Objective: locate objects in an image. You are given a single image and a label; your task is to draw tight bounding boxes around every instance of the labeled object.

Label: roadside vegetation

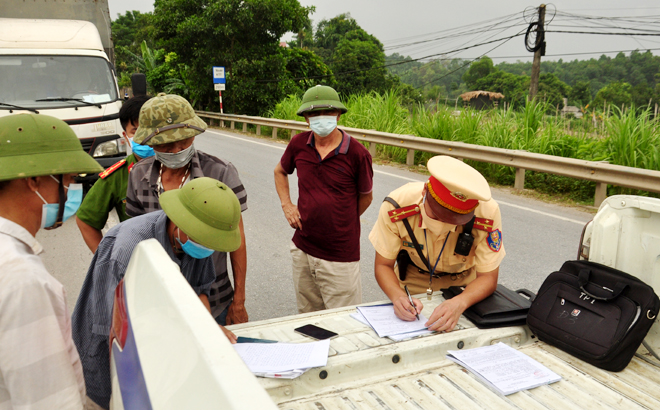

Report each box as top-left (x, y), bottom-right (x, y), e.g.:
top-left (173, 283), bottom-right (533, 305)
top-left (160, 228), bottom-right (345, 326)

top-left (268, 91), bottom-right (660, 203)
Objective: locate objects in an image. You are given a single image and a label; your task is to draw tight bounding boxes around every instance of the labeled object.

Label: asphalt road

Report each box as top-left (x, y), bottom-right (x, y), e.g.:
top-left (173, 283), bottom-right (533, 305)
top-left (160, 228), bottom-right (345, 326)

top-left (39, 127), bottom-right (595, 321)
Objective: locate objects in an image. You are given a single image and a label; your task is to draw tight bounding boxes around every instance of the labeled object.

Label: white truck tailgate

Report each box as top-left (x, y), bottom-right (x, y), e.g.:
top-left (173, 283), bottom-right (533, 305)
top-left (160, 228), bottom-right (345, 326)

top-left (230, 293), bottom-right (660, 410)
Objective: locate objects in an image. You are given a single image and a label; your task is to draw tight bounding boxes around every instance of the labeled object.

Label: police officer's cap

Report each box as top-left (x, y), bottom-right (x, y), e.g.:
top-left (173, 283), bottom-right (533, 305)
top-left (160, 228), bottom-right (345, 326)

top-left (426, 156), bottom-right (491, 222)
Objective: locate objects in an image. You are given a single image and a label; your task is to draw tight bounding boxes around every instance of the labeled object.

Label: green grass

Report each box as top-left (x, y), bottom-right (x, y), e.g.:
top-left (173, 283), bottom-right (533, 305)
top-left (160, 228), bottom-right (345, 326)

top-left (265, 90), bottom-right (660, 202)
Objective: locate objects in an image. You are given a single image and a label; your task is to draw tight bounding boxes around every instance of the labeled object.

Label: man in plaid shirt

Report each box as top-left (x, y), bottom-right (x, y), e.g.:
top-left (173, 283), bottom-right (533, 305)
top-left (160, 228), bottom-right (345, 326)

top-left (126, 93), bottom-right (248, 326)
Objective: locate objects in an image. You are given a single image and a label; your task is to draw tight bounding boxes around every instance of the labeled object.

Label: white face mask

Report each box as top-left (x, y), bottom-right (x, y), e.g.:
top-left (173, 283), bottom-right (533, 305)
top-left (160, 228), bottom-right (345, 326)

top-left (155, 144), bottom-right (195, 169)
top-left (308, 115), bottom-right (338, 137)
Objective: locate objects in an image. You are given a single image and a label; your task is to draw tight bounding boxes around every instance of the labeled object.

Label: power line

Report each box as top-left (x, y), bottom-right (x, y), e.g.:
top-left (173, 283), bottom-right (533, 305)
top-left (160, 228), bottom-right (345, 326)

top-left (412, 28), bottom-right (528, 90)
top-left (546, 30), bottom-right (660, 36)
top-left (456, 47), bottom-right (660, 61)
top-left (256, 32), bottom-right (527, 83)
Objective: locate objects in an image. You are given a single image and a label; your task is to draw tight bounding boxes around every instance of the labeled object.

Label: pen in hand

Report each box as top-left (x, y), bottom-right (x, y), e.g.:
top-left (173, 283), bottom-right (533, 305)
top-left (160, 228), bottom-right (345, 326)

top-left (404, 285), bottom-right (420, 320)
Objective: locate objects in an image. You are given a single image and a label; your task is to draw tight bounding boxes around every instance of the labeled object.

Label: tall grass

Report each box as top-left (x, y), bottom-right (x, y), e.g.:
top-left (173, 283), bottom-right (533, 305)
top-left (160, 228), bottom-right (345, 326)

top-left (267, 90), bottom-right (660, 202)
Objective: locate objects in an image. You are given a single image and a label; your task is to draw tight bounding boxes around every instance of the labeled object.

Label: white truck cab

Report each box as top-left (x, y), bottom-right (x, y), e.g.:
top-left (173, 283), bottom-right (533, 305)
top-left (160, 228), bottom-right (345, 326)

top-left (0, 17), bottom-right (125, 184)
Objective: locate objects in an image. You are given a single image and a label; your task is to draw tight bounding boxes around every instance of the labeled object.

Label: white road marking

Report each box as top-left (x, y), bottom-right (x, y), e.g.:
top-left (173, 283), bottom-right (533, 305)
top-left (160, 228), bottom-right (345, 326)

top-left (205, 129), bottom-right (588, 225)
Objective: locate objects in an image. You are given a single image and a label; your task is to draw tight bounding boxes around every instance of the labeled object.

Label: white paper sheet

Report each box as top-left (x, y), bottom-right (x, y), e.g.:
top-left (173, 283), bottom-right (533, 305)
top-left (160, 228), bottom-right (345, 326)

top-left (357, 304), bottom-right (429, 338)
top-left (387, 328), bottom-right (434, 341)
top-left (446, 343), bottom-right (561, 395)
top-left (351, 311), bottom-right (433, 341)
top-left (234, 340), bottom-right (330, 373)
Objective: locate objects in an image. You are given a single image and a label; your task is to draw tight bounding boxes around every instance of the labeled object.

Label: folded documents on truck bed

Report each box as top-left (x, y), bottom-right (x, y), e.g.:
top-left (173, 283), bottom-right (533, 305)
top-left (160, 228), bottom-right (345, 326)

top-left (234, 339), bottom-right (330, 379)
top-left (353, 303), bottom-right (433, 339)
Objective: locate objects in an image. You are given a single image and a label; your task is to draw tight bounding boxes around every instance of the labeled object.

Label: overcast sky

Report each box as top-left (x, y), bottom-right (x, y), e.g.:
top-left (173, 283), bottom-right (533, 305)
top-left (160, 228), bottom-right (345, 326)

top-left (108, 0), bottom-right (660, 64)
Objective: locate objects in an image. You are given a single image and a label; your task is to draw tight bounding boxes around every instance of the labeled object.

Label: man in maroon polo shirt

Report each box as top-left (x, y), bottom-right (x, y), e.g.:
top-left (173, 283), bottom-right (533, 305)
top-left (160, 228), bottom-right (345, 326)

top-left (274, 85), bottom-right (374, 313)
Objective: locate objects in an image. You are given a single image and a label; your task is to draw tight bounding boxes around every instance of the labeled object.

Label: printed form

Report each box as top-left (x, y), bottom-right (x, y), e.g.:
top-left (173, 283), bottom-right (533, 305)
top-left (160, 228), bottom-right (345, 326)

top-left (447, 342), bottom-right (561, 395)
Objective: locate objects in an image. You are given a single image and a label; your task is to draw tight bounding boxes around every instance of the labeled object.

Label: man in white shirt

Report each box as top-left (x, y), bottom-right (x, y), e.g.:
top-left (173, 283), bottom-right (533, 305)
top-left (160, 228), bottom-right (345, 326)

top-left (0, 113), bottom-right (103, 409)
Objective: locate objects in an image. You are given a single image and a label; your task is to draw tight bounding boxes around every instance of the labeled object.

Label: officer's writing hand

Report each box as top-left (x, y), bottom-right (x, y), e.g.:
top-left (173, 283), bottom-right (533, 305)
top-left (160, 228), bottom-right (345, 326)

top-left (282, 202), bottom-right (302, 230)
top-left (425, 297), bottom-right (466, 332)
top-left (393, 296), bottom-right (423, 321)
top-left (220, 325), bottom-right (237, 344)
top-left (226, 302), bottom-right (249, 325)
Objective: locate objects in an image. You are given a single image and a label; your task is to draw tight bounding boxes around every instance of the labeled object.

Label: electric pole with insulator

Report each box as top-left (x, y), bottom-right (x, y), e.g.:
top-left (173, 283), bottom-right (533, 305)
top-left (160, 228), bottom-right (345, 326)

top-left (527, 4), bottom-right (546, 100)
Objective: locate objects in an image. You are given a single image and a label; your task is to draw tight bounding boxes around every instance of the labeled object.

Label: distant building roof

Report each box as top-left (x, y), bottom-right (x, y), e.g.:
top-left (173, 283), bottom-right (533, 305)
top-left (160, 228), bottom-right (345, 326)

top-left (459, 91), bottom-right (505, 101)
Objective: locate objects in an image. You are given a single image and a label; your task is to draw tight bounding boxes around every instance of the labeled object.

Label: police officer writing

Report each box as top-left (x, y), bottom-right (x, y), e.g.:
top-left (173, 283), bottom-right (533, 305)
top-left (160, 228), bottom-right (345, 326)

top-left (369, 156), bottom-right (505, 332)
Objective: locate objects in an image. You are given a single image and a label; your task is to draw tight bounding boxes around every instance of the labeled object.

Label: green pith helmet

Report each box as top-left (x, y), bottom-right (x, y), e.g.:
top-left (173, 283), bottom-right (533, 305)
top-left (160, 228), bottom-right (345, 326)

top-left (133, 92), bottom-right (208, 146)
top-left (296, 85), bottom-right (348, 116)
top-left (0, 114), bottom-right (103, 181)
top-left (159, 177), bottom-right (241, 252)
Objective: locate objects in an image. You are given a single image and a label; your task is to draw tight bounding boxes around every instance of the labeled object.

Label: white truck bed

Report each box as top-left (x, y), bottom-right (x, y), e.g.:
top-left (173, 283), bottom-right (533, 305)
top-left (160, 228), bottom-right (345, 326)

top-left (230, 293), bottom-right (660, 410)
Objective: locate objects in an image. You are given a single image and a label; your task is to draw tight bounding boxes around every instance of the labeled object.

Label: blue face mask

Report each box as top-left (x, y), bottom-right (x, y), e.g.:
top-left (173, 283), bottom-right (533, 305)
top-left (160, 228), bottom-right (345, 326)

top-left (35, 177), bottom-right (83, 229)
top-left (308, 115), bottom-right (338, 137)
top-left (176, 228), bottom-right (215, 259)
top-left (130, 139), bottom-right (155, 158)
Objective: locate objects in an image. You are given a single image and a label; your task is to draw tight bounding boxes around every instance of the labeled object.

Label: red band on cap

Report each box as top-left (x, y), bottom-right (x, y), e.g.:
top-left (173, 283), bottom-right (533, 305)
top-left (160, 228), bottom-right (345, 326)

top-left (427, 176), bottom-right (479, 214)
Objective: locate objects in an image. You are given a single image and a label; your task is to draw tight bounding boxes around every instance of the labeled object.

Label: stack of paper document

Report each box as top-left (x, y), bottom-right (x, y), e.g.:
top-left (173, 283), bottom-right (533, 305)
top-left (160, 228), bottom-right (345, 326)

top-left (352, 303), bottom-right (433, 340)
top-left (446, 342), bottom-right (561, 395)
top-left (234, 339), bottom-right (330, 379)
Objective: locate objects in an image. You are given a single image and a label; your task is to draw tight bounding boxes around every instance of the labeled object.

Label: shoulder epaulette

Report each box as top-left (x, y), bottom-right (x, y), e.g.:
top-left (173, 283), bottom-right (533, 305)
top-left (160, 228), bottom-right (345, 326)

top-left (99, 159), bottom-right (127, 179)
top-left (128, 162), bottom-right (135, 173)
top-left (388, 204), bottom-right (421, 223)
top-left (474, 217), bottom-right (494, 232)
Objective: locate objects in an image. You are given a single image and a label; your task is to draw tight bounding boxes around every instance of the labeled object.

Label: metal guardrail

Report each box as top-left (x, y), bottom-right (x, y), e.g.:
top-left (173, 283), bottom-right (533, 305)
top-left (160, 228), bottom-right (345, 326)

top-left (196, 111), bottom-right (660, 207)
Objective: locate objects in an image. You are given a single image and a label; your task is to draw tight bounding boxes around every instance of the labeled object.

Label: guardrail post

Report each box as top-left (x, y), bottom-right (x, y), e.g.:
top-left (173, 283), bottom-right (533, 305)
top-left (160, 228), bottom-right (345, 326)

top-left (406, 149), bottom-right (415, 166)
top-left (369, 142), bottom-right (377, 157)
top-left (272, 127), bottom-right (278, 139)
top-left (594, 183), bottom-right (607, 207)
top-left (256, 125), bottom-right (261, 136)
top-left (291, 130), bottom-right (296, 139)
top-left (242, 123), bottom-right (247, 133)
top-left (219, 120), bottom-right (225, 128)
top-left (514, 168), bottom-right (526, 191)
top-left (230, 121), bottom-right (235, 130)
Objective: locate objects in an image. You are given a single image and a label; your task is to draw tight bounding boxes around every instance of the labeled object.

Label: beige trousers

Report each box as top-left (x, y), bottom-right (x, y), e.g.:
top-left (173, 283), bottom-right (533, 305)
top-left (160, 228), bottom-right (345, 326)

top-left (290, 242), bottom-right (362, 313)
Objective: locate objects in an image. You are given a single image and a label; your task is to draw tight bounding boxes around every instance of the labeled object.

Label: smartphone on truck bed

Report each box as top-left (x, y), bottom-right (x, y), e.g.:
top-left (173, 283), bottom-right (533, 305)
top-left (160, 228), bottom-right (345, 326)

top-left (294, 324), bottom-right (337, 340)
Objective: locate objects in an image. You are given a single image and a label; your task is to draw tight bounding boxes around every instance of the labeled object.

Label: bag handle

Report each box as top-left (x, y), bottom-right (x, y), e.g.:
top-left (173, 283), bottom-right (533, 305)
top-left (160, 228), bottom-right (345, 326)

top-left (578, 269), bottom-right (627, 301)
top-left (516, 288), bottom-right (536, 303)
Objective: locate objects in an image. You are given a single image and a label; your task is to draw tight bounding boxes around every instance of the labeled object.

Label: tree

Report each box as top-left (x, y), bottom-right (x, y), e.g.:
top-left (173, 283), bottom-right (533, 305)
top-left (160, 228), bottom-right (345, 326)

top-left (152, 0), bottom-right (312, 114)
top-left (281, 47), bottom-right (336, 94)
top-left (569, 81), bottom-right (591, 107)
top-left (474, 71), bottom-right (529, 106)
top-left (112, 11), bottom-right (157, 87)
top-left (305, 14), bottom-right (393, 96)
top-left (331, 35), bottom-right (395, 95)
top-left (463, 57), bottom-right (496, 89)
top-left (592, 81), bottom-right (633, 109)
top-left (111, 11), bottom-right (156, 55)
top-left (313, 13), bottom-right (363, 59)
top-left (631, 81), bottom-right (655, 109)
top-left (537, 73), bottom-right (571, 108)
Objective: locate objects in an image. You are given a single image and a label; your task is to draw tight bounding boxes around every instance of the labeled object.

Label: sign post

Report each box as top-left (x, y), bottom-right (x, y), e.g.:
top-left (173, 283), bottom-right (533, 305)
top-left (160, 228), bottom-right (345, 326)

top-left (212, 66), bottom-right (226, 114)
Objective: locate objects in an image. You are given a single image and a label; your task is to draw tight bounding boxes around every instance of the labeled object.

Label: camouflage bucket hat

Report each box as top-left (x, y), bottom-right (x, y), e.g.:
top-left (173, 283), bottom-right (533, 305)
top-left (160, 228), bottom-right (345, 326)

top-left (296, 85), bottom-right (347, 116)
top-left (159, 177), bottom-right (241, 253)
top-left (133, 93), bottom-right (208, 146)
top-left (0, 114), bottom-right (103, 181)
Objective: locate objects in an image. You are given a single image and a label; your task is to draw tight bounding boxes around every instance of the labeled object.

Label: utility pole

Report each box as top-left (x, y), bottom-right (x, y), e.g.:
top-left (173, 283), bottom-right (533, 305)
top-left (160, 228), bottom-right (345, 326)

top-left (528, 4), bottom-right (546, 100)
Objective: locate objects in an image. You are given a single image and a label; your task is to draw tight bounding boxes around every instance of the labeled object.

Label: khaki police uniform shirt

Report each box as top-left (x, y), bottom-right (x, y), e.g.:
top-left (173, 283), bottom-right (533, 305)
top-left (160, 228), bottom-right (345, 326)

top-left (369, 182), bottom-right (505, 294)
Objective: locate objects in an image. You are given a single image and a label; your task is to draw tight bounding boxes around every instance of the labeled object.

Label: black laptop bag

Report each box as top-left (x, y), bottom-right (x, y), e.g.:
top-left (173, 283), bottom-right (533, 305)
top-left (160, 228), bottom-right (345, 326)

top-left (527, 260), bottom-right (660, 371)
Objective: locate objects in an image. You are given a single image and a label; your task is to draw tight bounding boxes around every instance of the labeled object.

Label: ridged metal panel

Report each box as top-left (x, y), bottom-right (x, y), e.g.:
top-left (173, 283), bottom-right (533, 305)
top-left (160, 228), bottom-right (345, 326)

top-left (271, 345), bottom-right (660, 410)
